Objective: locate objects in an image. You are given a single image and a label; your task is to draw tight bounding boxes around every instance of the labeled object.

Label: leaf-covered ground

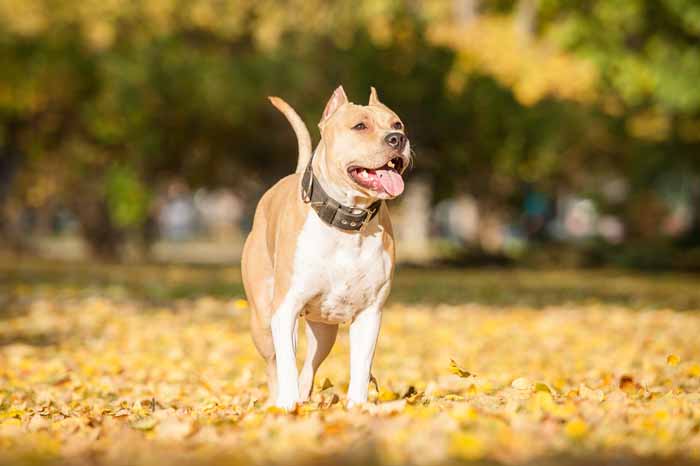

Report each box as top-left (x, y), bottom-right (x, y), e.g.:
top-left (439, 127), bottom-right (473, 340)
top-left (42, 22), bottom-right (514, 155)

top-left (1, 262), bottom-right (700, 466)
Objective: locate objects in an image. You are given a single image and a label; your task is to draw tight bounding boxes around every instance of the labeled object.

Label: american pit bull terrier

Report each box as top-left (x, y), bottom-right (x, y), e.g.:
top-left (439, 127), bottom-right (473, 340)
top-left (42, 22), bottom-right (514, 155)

top-left (241, 86), bottom-right (411, 410)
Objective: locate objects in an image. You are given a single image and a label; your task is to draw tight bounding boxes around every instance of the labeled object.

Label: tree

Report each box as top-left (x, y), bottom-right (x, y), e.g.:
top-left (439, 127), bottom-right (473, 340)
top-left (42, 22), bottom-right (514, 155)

top-left (1, 0), bottom-right (699, 259)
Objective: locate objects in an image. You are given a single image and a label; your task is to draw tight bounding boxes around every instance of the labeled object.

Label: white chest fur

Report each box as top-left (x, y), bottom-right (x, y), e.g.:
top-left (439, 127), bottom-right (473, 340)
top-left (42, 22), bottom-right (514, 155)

top-left (289, 211), bottom-right (392, 324)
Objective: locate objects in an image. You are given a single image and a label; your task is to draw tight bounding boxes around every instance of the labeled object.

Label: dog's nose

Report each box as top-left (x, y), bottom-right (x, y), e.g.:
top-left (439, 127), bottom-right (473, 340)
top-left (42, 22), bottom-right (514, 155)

top-left (384, 132), bottom-right (406, 151)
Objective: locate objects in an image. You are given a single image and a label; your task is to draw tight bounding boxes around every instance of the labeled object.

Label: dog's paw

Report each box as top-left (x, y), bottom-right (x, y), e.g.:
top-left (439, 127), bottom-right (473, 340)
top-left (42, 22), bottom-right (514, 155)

top-left (275, 395), bottom-right (300, 412)
top-left (345, 398), bottom-right (367, 409)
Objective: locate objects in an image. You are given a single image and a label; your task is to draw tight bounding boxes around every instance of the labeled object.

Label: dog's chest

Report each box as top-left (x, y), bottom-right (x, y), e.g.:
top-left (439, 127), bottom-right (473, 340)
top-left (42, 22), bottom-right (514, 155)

top-left (291, 212), bottom-right (391, 323)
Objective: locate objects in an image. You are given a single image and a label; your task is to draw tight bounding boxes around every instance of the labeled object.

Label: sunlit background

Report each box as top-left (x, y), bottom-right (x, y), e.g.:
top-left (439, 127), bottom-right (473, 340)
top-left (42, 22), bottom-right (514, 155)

top-left (1, 0), bottom-right (699, 269)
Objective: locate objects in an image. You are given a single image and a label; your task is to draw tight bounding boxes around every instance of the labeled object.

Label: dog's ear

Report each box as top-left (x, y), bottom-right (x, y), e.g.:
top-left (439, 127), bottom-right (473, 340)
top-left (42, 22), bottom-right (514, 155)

top-left (369, 86), bottom-right (382, 106)
top-left (320, 85), bottom-right (348, 126)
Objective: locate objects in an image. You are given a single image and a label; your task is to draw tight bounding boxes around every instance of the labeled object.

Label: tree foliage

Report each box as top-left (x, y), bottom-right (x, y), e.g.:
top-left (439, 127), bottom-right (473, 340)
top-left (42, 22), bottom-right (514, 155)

top-left (0, 0), bottom-right (698, 257)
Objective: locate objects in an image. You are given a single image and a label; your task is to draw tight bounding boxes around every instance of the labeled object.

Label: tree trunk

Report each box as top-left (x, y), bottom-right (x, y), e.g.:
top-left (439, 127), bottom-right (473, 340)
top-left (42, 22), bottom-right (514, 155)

top-left (453, 0), bottom-right (478, 26)
top-left (396, 178), bottom-right (432, 263)
top-left (76, 198), bottom-right (124, 262)
top-left (516, 0), bottom-right (538, 39)
top-left (0, 122), bottom-right (29, 252)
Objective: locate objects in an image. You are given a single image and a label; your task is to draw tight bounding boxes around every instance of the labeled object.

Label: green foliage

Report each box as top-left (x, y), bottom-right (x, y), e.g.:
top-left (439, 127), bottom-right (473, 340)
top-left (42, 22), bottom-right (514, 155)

top-left (105, 165), bottom-right (150, 229)
top-left (542, 0), bottom-right (700, 114)
top-left (0, 0), bottom-right (699, 257)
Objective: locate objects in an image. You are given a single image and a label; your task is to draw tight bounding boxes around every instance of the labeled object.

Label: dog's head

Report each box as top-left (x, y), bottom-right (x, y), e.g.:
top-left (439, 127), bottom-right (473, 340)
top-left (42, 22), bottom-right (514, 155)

top-left (313, 86), bottom-right (411, 206)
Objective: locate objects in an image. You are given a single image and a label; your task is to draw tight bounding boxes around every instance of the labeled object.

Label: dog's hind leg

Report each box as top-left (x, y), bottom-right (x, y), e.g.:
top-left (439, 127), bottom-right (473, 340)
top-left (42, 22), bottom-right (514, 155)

top-left (242, 205), bottom-right (280, 403)
top-left (298, 320), bottom-right (338, 401)
top-left (250, 300), bottom-right (278, 403)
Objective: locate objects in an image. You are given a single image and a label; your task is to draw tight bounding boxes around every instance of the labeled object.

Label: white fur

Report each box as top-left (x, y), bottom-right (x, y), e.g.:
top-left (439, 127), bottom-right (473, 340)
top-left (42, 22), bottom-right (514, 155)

top-left (272, 211), bottom-right (392, 409)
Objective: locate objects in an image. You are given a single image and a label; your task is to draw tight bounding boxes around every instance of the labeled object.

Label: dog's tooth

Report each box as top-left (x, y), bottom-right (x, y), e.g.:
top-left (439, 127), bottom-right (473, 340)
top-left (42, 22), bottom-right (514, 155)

top-left (388, 160), bottom-right (395, 169)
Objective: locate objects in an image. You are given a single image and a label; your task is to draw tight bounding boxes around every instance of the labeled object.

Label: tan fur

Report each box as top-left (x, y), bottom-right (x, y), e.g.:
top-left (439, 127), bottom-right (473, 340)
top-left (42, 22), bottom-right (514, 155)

top-left (242, 86), bottom-right (409, 404)
top-left (268, 97), bottom-right (312, 174)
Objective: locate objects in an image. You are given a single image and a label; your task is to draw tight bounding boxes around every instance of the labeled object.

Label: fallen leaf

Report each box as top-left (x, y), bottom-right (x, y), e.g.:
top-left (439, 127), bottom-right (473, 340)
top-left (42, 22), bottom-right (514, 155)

top-left (450, 432), bottom-right (485, 460)
top-left (534, 382), bottom-right (553, 394)
top-left (130, 417), bottom-right (158, 431)
top-left (449, 359), bottom-right (474, 378)
top-left (155, 417), bottom-right (194, 440)
top-left (564, 418), bottom-right (589, 439)
top-left (511, 377), bottom-right (532, 390)
top-left (319, 378), bottom-right (333, 391)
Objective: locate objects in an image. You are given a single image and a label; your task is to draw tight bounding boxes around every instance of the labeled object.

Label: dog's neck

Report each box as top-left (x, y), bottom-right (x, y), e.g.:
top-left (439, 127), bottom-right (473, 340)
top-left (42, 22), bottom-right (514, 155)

top-left (311, 144), bottom-right (377, 210)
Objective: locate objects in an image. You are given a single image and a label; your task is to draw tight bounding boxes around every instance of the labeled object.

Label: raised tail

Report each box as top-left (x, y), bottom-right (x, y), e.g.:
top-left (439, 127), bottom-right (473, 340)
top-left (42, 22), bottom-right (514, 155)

top-left (268, 96), bottom-right (313, 174)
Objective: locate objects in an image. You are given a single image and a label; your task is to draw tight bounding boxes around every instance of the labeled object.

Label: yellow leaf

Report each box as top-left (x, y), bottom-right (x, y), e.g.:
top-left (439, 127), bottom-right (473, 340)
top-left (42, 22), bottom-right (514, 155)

top-left (687, 364), bottom-right (700, 377)
top-left (449, 359), bottom-right (473, 378)
top-left (450, 405), bottom-right (478, 422)
top-left (564, 418), bottom-right (589, 439)
top-left (534, 382), bottom-right (552, 393)
top-left (667, 354), bottom-right (680, 366)
top-left (377, 388), bottom-right (399, 402)
top-left (265, 406), bottom-right (287, 415)
top-left (532, 390), bottom-right (556, 413)
top-left (550, 400), bottom-right (578, 419)
top-left (296, 403), bottom-right (316, 416)
top-left (553, 377), bottom-right (567, 391)
top-left (619, 375), bottom-right (639, 393)
top-left (0, 408), bottom-right (24, 421)
top-left (654, 410), bottom-right (670, 422)
top-left (233, 299), bottom-right (248, 310)
top-left (406, 404), bottom-right (439, 418)
top-left (450, 432), bottom-right (485, 460)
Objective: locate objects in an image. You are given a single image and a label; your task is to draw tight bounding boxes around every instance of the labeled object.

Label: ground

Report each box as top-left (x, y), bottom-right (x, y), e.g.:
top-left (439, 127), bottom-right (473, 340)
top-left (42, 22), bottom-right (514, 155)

top-left (1, 261), bottom-right (700, 465)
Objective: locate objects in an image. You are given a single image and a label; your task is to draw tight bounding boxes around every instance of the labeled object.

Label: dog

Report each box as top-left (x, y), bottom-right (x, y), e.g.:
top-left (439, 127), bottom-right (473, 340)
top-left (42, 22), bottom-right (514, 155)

top-left (241, 85), bottom-right (411, 410)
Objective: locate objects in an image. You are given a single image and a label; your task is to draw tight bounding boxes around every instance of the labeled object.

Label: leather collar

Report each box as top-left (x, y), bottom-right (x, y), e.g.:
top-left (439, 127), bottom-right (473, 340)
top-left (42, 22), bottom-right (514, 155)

top-left (301, 159), bottom-right (382, 232)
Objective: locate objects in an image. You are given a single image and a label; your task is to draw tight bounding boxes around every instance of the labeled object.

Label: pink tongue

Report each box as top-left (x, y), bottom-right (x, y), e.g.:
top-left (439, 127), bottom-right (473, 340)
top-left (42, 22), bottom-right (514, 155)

top-left (376, 169), bottom-right (405, 196)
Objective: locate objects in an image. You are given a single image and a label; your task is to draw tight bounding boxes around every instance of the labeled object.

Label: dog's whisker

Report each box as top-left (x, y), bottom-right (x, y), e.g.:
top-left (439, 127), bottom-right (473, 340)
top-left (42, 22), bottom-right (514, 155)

top-left (405, 148), bottom-right (416, 172)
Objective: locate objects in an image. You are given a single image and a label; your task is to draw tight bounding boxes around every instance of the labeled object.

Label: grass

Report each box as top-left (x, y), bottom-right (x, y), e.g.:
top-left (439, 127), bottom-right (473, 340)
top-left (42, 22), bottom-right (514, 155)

top-left (3, 259), bottom-right (700, 309)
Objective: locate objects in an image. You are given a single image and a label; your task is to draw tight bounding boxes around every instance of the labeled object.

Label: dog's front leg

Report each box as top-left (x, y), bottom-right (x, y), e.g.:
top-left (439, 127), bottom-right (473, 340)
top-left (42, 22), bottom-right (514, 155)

top-left (347, 307), bottom-right (382, 407)
top-left (270, 296), bottom-right (303, 410)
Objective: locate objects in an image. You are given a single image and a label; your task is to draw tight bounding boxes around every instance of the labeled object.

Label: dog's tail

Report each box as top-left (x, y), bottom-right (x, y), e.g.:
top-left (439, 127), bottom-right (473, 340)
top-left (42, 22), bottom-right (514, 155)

top-left (268, 96), bottom-right (313, 174)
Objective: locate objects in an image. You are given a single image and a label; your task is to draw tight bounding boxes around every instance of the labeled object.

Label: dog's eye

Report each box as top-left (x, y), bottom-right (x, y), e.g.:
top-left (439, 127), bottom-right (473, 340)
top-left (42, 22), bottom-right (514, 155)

top-left (352, 122), bottom-right (367, 130)
top-left (392, 121), bottom-right (403, 130)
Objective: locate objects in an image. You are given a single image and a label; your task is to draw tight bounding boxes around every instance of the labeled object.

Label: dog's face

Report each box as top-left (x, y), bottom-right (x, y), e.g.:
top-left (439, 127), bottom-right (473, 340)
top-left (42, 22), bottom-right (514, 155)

top-left (315, 86), bottom-right (411, 202)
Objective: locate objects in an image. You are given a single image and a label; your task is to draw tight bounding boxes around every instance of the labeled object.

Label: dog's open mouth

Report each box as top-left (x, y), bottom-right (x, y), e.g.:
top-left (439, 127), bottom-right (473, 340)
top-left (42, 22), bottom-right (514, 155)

top-left (348, 157), bottom-right (405, 197)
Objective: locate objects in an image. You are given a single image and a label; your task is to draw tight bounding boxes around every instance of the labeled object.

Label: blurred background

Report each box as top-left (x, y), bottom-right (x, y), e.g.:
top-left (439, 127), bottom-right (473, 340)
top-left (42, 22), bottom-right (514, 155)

top-left (1, 0), bottom-right (700, 270)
